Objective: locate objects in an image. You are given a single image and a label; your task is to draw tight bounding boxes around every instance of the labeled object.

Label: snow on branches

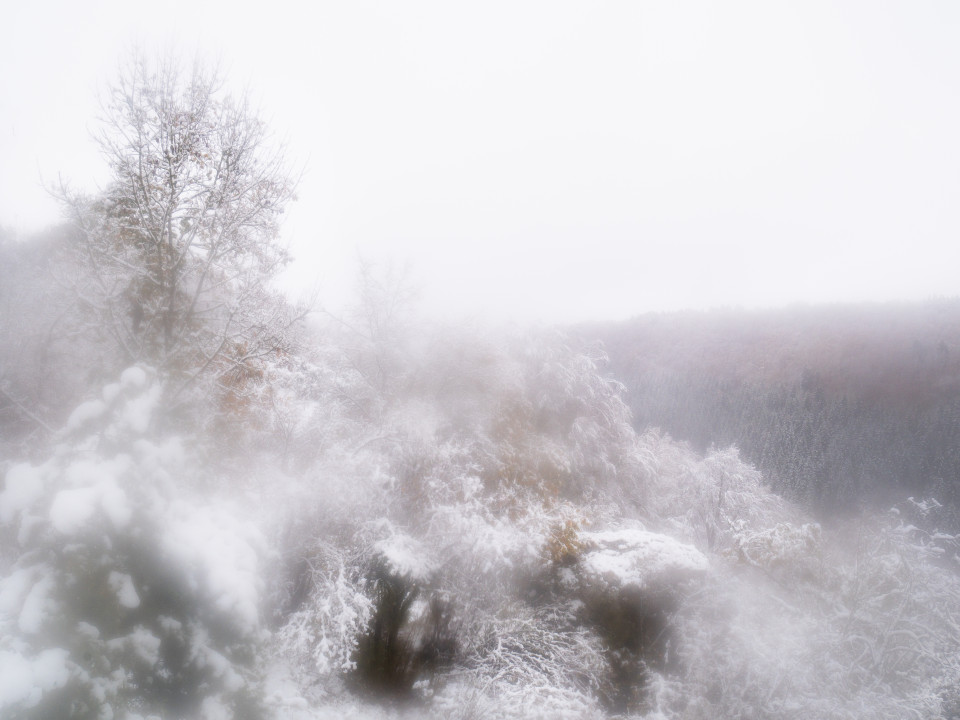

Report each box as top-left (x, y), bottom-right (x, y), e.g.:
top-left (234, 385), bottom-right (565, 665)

top-left (56, 52), bottom-right (303, 406)
top-left (0, 369), bottom-right (269, 719)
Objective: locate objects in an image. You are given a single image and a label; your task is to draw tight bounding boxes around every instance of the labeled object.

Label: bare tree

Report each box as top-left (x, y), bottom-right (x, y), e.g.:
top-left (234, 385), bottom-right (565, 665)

top-left (59, 52), bottom-right (301, 400)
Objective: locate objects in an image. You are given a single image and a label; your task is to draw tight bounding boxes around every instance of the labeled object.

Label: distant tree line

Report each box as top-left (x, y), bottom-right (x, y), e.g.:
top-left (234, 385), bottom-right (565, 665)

top-left (579, 304), bottom-right (960, 525)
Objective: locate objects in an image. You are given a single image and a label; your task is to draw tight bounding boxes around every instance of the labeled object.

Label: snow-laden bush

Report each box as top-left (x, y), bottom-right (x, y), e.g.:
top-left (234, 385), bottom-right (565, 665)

top-left (0, 368), bottom-right (268, 719)
top-left (267, 329), bottom-right (653, 709)
top-left (432, 604), bottom-right (607, 720)
top-left (275, 540), bottom-right (374, 681)
top-left (828, 508), bottom-right (960, 711)
top-left (654, 505), bottom-right (960, 720)
top-left (643, 438), bottom-right (789, 552)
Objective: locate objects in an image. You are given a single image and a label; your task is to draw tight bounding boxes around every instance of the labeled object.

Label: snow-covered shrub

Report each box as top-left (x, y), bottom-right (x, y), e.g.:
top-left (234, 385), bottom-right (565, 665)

top-left (274, 519), bottom-right (455, 697)
top-left (351, 528), bottom-right (443, 693)
top-left (0, 368), bottom-right (268, 719)
top-left (267, 328), bottom-right (653, 710)
top-left (433, 605), bottom-right (607, 720)
top-left (578, 527), bottom-right (709, 593)
top-left (658, 565), bottom-right (831, 720)
top-left (828, 509), bottom-right (960, 708)
top-left (568, 526), bottom-right (707, 713)
top-left (646, 441), bottom-right (789, 551)
top-left (275, 541), bottom-right (374, 682)
top-left (733, 521), bottom-right (823, 584)
top-left (654, 505), bottom-right (960, 720)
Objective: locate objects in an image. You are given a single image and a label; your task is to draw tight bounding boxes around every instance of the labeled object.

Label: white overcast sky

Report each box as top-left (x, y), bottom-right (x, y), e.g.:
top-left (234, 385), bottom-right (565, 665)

top-left (2, 1), bottom-right (959, 323)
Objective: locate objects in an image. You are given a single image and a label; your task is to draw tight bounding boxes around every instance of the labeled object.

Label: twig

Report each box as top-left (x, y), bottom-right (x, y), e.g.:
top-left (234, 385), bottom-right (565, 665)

top-left (0, 385), bottom-right (54, 433)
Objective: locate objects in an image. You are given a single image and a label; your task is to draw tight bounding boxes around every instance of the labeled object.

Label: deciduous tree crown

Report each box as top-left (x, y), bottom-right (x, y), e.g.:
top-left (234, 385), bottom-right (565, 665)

top-left (60, 53), bottom-right (299, 396)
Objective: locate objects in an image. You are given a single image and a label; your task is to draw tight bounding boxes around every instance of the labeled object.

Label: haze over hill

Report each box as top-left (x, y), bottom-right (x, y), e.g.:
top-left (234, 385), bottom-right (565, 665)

top-left (3, 3), bottom-right (960, 714)
top-left (577, 300), bottom-right (960, 519)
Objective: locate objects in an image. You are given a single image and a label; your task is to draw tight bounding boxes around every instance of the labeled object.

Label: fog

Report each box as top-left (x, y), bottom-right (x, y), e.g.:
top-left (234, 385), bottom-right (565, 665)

top-left (4, 1), bottom-right (960, 322)
top-left (2, 4), bottom-right (960, 720)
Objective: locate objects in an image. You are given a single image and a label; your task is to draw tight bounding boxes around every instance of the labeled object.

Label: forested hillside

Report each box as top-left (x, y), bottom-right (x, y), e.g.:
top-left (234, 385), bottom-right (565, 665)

top-left (3, 57), bottom-right (960, 719)
top-left (578, 303), bottom-right (960, 521)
